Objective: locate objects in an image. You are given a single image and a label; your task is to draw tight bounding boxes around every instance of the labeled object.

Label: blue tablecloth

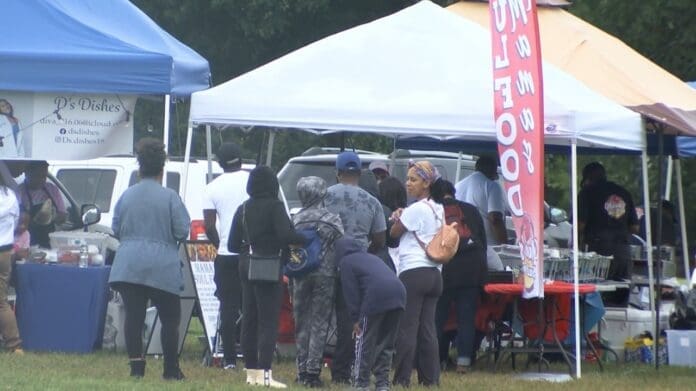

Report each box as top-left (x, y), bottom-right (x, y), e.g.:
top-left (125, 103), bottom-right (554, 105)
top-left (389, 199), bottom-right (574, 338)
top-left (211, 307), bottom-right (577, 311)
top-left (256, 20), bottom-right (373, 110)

top-left (15, 263), bottom-right (111, 353)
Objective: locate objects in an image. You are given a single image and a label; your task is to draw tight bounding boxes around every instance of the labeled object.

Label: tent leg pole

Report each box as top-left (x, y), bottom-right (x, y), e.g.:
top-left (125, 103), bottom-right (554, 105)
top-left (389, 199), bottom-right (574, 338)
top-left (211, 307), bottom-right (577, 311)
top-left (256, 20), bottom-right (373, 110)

top-left (571, 142), bottom-right (581, 379)
top-left (266, 130), bottom-right (275, 167)
top-left (162, 94), bottom-right (171, 188)
top-left (641, 148), bottom-right (657, 360)
top-left (675, 158), bottom-right (690, 280)
top-left (206, 125), bottom-right (213, 183)
top-left (655, 127), bottom-right (665, 370)
top-left (455, 151), bottom-right (463, 183)
top-left (182, 124), bottom-right (193, 203)
top-left (665, 156), bottom-right (673, 201)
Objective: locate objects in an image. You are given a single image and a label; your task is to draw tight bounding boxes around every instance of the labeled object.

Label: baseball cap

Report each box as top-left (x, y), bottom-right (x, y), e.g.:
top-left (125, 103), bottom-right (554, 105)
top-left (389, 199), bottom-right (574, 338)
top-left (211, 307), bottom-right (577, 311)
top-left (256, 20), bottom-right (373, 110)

top-left (336, 151), bottom-right (361, 172)
top-left (216, 143), bottom-right (242, 167)
top-left (368, 161), bottom-right (389, 174)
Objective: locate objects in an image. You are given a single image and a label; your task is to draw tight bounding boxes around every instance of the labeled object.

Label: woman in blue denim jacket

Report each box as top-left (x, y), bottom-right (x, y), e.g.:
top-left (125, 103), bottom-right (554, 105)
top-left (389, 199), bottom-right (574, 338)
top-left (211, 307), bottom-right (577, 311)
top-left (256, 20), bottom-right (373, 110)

top-left (109, 138), bottom-right (190, 380)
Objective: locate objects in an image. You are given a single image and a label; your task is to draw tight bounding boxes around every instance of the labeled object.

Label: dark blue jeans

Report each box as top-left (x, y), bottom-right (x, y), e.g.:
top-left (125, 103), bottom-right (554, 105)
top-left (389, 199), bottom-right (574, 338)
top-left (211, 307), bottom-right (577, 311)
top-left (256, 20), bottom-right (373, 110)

top-left (435, 286), bottom-right (480, 366)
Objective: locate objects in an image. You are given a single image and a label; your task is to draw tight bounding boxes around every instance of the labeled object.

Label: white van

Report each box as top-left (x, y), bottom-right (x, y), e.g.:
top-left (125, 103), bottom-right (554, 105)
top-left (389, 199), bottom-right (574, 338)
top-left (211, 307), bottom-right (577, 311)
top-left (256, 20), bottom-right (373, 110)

top-left (48, 156), bottom-right (248, 239)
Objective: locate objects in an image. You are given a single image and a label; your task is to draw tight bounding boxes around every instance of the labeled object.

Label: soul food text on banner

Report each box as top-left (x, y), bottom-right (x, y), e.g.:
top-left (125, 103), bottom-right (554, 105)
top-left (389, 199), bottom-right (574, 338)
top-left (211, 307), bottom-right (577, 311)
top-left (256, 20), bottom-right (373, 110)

top-left (488, 0), bottom-right (545, 298)
top-left (0, 91), bottom-right (135, 159)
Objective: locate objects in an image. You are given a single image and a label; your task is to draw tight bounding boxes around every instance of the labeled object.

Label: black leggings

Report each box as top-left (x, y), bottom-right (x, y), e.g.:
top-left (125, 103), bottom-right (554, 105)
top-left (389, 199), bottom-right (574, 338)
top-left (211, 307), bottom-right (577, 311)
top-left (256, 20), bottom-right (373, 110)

top-left (112, 282), bottom-right (181, 369)
top-left (240, 278), bottom-right (282, 370)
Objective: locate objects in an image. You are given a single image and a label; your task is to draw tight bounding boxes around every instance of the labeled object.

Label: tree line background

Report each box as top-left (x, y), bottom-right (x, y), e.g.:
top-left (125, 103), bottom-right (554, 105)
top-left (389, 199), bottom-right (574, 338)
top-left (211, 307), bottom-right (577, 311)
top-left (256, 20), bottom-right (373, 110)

top-left (131, 0), bottom-right (696, 252)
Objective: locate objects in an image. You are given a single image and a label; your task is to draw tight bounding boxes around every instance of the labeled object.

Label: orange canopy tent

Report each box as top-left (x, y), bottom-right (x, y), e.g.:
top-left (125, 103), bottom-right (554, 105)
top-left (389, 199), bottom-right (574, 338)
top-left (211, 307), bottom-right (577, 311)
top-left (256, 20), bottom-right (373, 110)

top-left (448, 1), bottom-right (696, 135)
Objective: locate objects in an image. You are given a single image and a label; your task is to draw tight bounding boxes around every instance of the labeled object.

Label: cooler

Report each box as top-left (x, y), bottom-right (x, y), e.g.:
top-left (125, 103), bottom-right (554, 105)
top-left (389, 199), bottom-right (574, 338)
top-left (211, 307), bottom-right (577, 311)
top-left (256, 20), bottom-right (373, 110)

top-left (600, 307), bottom-right (670, 359)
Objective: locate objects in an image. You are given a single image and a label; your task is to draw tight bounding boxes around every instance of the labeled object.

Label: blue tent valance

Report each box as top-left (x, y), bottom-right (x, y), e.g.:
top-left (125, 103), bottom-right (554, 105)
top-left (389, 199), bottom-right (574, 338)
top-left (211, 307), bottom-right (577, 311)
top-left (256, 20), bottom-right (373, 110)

top-left (0, 0), bottom-right (210, 96)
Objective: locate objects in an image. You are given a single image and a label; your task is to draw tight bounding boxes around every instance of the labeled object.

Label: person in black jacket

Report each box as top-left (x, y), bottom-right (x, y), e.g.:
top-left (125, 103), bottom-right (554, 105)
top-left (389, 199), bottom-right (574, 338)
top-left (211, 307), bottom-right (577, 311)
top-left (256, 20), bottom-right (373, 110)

top-left (358, 169), bottom-right (395, 272)
top-left (229, 166), bottom-right (306, 389)
top-left (431, 179), bottom-right (487, 374)
top-left (336, 237), bottom-right (406, 391)
top-left (578, 162), bottom-right (638, 281)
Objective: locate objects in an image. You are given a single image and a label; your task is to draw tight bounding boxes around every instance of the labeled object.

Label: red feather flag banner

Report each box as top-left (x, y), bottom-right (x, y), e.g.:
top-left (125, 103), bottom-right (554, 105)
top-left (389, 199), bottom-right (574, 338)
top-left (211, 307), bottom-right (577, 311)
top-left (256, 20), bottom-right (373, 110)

top-left (488, 0), bottom-right (545, 298)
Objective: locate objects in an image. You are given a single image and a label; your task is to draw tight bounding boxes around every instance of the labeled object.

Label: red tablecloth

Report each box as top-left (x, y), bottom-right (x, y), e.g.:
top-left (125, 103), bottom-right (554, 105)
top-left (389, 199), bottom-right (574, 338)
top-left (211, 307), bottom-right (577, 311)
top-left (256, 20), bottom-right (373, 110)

top-left (478, 281), bottom-right (596, 342)
top-left (484, 281), bottom-right (596, 295)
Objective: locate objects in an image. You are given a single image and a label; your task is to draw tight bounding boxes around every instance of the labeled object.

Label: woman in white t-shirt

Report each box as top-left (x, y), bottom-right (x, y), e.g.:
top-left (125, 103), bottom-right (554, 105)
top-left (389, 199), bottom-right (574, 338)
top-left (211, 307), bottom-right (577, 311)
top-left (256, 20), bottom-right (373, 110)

top-left (389, 160), bottom-right (443, 387)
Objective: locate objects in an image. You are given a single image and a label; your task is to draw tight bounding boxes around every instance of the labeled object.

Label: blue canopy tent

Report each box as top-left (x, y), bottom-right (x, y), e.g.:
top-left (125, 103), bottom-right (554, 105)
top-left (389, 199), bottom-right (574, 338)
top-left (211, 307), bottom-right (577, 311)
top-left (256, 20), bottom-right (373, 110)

top-left (0, 0), bottom-right (210, 169)
top-left (0, 0), bottom-right (210, 95)
top-left (0, 0), bottom-right (211, 357)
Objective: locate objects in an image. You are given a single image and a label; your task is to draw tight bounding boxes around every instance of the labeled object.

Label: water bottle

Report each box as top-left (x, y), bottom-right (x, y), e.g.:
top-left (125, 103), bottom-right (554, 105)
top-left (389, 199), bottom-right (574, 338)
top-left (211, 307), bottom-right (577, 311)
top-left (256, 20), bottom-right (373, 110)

top-left (79, 244), bottom-right (89, 268)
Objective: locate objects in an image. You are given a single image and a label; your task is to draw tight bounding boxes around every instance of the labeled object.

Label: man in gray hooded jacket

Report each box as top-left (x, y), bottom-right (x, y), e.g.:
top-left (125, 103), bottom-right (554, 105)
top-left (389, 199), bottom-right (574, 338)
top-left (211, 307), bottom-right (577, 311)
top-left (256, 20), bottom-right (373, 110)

top-left (291, 176), bottom-right (344, 388)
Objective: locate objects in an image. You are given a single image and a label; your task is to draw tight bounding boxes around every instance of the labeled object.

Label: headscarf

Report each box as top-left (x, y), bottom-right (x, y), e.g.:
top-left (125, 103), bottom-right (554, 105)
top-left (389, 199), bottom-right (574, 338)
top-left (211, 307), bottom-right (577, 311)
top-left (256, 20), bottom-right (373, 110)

top-left (408, 160), bottom-right (440, 184)
top-left (297, 176), bottom-right (327, 208)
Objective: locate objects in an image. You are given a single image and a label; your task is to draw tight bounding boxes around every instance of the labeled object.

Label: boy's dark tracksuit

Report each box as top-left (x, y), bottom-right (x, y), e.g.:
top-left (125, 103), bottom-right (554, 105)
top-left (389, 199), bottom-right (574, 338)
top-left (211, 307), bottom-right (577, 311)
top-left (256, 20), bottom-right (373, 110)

top-left (336, 238), bottom-right (406, 390)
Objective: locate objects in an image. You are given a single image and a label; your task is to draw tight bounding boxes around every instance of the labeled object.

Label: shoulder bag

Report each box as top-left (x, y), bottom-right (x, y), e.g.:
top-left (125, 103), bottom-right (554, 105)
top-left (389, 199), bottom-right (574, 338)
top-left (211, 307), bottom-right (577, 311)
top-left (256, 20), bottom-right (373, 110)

top-left (412, 200), bottom-right (460, 264)
top-left (242, 203), bottom-right (282, 282)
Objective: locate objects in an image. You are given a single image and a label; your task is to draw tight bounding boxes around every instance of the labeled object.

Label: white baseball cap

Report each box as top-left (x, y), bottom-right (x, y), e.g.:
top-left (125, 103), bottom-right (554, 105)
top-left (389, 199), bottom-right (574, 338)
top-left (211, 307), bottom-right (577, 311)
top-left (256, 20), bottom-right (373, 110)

top-left (368, 161), bottom-right (389, 174)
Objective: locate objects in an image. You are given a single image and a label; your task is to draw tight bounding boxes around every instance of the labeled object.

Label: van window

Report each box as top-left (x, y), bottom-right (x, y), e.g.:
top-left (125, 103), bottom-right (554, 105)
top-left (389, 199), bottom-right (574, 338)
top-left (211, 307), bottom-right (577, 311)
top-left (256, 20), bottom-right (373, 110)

top-left (128, 170), bottom-right (180, 193)
top-left (56, 169), bottom-right (117, 212)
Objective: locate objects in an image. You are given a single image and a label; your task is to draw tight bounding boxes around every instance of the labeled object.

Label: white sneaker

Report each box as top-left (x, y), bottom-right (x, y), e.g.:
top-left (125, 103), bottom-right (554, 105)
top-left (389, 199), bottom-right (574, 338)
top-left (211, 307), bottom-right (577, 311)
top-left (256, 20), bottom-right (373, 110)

top-left (246, 369), bottom-right (262, 385)
top-left (262, 370), bottom-right (287, 389)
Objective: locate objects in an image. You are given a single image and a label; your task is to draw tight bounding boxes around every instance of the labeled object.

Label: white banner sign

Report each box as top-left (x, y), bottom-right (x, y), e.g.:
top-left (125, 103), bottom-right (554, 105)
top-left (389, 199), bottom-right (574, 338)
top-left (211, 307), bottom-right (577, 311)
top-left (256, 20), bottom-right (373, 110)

top-left (0, 91), bottom-right (135, 159)
top-left (186, 242), bottom-right (220, 353)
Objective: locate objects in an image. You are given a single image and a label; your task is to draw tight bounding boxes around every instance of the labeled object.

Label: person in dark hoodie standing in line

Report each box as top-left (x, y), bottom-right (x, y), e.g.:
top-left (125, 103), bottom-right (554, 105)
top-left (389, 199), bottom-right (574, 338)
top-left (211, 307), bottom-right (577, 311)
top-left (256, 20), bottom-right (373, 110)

top-left (336, 237), bottom-right (406, 391)
top-left (228, 166), bottom-right (306, 389)
top-left (431, 180), bottom-right (487, 374)
top-left (358, 169), bottom-right (394, 271)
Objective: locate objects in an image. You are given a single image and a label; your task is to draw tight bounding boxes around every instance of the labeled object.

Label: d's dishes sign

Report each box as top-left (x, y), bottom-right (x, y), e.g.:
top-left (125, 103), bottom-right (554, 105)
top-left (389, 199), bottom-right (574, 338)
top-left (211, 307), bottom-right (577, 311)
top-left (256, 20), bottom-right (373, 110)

top-left (488, 0), bottom-right (545, 298)
top-left (0, 91), bottom-right (135, 159)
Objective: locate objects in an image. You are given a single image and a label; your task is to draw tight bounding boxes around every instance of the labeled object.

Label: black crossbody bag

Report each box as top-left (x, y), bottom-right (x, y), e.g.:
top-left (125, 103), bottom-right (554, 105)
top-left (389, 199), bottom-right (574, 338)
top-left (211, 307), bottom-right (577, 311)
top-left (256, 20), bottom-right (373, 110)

top-left (242, 202), bottom-right (282, 282)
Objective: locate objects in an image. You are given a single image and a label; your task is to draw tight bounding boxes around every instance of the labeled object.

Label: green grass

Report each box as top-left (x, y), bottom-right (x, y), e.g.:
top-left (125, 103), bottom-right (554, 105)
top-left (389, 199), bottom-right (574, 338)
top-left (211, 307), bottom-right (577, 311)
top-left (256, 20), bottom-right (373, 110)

top-left (1, 320), bottom-right (694, 390)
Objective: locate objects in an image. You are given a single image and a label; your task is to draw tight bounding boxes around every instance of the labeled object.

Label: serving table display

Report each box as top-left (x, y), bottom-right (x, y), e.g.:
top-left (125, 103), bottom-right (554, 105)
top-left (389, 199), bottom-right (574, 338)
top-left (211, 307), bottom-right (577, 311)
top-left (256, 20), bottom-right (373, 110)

top-left (15, 262), bottom-right (111, 353)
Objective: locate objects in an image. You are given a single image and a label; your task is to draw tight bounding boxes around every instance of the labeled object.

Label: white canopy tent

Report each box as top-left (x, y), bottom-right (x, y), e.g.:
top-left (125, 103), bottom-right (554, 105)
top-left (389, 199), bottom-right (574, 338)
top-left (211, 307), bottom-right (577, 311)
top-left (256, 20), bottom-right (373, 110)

top-left (189, 1), bottom-right (641, 151)
top-left (186, 1), bottom-right (646, 377)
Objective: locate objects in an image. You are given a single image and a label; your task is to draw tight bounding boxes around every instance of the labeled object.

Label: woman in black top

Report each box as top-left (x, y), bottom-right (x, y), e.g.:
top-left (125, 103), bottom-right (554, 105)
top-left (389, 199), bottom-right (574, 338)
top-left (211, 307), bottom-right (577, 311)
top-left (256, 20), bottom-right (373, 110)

top-left (430, 179), bottom-right (487, 374)
top-left (229, 166), bottom-right (305, 388)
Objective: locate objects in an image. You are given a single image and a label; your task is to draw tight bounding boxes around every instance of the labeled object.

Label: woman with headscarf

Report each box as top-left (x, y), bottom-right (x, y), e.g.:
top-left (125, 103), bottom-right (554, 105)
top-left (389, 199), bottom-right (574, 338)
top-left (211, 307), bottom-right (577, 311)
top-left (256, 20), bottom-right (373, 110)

top-left (291, 176), bottom-right (343, 388)
top-left (228, 166), bottom-right (306, 389)
top-left (389, 161), bottom-right (444, 387)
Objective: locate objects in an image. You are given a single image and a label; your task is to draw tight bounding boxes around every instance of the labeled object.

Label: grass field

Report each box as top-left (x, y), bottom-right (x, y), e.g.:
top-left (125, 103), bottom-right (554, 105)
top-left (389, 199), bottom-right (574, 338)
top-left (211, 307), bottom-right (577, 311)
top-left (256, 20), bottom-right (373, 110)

top-left (1, 319), bottom-right (694, 390)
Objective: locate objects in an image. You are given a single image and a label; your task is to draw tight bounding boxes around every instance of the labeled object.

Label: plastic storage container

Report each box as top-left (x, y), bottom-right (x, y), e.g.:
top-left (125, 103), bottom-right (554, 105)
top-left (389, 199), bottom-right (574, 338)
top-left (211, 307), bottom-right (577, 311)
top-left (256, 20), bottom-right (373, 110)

top-left (666, 330), bottom-right (696, 367)
top-left (600, 307), bottom-right (670, 360)
top-left (49, 231), bottom-right (110, 258)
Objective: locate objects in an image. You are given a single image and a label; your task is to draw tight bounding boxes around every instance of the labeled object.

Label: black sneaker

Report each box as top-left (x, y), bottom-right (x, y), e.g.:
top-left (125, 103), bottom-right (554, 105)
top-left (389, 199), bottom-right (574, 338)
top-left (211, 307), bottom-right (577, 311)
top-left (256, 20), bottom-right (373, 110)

top-left (332, 377), bottom-right (351, 386)
top-left (305, 374), bottom-right (324, 388)
top-left (163, 368), bottom-right (185, 381)
top-left (295, 372), bottom-right (308, 385)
